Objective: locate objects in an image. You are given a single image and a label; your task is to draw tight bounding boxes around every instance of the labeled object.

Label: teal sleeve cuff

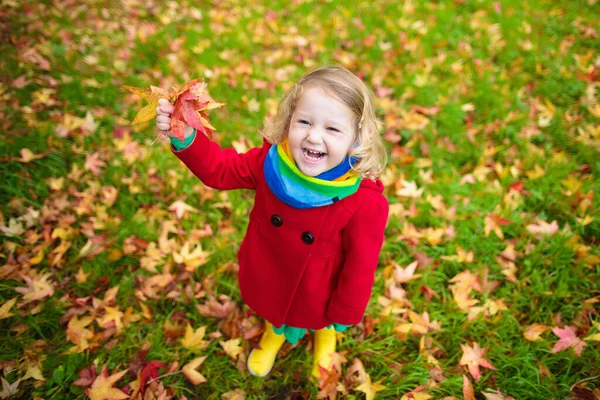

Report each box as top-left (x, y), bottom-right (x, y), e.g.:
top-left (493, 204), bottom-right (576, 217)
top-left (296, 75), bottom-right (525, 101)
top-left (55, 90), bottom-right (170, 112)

top-left (333, 323), bottom-right (351, 332)
top-left (170, 129), bottom-right (196, 150)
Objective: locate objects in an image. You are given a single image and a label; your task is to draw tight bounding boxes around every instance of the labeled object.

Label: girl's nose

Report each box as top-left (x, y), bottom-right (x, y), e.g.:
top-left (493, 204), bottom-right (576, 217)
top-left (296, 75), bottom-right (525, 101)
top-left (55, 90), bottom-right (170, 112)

top-left (306, 128), bottom-right (323, 143)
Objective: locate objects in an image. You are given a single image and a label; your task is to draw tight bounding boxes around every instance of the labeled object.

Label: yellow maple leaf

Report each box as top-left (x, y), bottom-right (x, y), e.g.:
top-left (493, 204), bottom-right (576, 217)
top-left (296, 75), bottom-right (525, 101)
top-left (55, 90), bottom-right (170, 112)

top-left (66, 315), bottom-right (94, 352)
top-left (123, 85), bottom-right (161, 125)
top-left (219, 338), bottom-right (243, 360)
top-left (172, 241), bottom-right (211, 272)
top-left (181, 324), bottom-right (208, 351)
top-left (75, 267), bottom-right (90, 283)
top-left (0, 298), bottom-right (17, 320)
top-left (97, 306), bottom-right (124, 333)
top-left (523, 323), bottom-right (551, 341)
top-left (401, 391), bottom-right (433, 400)
top-left (182, 356), bottom-right (207, 385)
top-left (354, 377), bottom-right (386, 400)
top-left (87, 367), bottom-right (129, 400)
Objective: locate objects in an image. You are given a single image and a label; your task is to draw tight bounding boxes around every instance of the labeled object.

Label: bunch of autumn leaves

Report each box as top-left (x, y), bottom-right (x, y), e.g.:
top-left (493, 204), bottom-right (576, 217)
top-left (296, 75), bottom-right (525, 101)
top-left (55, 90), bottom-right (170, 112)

top-left (123, 79), bottom-right (224, 141)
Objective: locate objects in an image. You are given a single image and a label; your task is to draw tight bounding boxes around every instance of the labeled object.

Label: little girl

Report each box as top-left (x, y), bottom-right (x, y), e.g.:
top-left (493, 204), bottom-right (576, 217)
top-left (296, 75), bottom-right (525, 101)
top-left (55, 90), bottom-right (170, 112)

top-left (156, 66), bottom-right (388, 378)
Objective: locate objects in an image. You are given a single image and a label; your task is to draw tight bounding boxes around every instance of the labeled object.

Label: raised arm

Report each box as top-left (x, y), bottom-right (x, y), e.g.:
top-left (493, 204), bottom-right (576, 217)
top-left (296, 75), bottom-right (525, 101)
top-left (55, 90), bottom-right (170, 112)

top-left (157, 98), bottom-right (267, 191)
top-left (173, 131), bottom-right (268, 191)
top-left (326, 193), bottom-right (389, 325)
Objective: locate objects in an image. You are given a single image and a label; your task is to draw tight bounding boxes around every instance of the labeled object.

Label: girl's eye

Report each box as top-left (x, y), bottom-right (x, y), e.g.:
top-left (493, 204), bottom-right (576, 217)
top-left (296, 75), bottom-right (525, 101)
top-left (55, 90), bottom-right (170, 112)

top-left (327, 127), bottom-right (340, 132)
top-left (298, 119), bottom-right (310, 125)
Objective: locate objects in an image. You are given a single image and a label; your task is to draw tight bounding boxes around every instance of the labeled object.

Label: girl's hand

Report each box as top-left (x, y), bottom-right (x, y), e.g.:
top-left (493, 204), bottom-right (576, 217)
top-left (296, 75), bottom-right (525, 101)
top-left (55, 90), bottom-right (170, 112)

top-left (156, 98), bottom-right (195, 138)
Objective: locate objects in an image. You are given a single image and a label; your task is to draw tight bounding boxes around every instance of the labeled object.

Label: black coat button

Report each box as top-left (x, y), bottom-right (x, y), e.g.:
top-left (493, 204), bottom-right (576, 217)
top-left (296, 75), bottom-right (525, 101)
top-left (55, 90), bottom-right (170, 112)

top-left (270, 214), bottom-right (283, 227)
top-left (301, 232), bottom-right (314, 245)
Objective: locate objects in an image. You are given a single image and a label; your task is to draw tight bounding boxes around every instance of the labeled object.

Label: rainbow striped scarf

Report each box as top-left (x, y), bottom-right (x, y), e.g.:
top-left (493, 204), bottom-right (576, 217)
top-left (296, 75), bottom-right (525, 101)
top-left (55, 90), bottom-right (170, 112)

top-left (264, 141), bottom-right (361, 209)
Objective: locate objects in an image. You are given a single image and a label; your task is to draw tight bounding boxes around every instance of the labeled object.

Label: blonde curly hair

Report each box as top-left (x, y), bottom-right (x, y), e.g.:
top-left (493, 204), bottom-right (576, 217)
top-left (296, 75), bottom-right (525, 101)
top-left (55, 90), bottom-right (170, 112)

top-left (262, 66), bottom-right (387, 180)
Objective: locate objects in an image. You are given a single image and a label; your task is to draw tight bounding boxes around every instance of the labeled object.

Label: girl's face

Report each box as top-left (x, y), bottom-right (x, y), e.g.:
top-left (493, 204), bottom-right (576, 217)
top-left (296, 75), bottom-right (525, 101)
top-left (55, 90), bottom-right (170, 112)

top-left (287, 86), bottom-right (357, 177)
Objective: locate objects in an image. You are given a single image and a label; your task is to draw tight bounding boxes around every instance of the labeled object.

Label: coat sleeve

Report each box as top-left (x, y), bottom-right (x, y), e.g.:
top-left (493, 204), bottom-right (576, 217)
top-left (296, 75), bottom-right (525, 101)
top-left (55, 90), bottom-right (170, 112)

top-left (326, 193), bottom-right (389, 325)
top-left (172, 130), bottom-right (269, 191)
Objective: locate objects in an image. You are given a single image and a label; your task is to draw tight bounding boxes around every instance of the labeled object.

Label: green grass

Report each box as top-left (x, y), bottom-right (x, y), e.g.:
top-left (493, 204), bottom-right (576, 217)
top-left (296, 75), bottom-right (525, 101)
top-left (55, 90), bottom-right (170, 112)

top-left (1, 0), bottom-right (599, 399)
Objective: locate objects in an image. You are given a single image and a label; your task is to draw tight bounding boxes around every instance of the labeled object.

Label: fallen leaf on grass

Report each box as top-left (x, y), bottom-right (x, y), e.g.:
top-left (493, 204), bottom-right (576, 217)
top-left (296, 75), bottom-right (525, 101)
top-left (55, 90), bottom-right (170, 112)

top-left (15, 273), bottom-right (55, 303)
top-left (219, 338), bottom-right (243, 360)
top-left (221, 389), bottom-right (247, 400)
top-left (552, 326), bottom-right (587, 356)
top-left (393, 260), bottom-right (422, 283)
top-left (463, 374), bottom-right (475, 400)
top-left (17, 148), bottom-right (46, 163)
top-left (0, 377), bottom-right (20, 399)
top-left (354, 376), bottom-right (386, 400)
top-left (86, 366), bottom-right (128, 400)
top-left (523, 323), bottom-right (551, 341)
top-left (0, 298), bottom-right (17, 320)
top-left (168, 200), bottom-right (199, 219)
top-left (182, 356), bottom-right (207, 385)
top-left (181, 324), bottom-right (208, 351)
top-left (400, 390), bottom-right (432, 400)
top-left (459, 342), bottom-right (497, 381)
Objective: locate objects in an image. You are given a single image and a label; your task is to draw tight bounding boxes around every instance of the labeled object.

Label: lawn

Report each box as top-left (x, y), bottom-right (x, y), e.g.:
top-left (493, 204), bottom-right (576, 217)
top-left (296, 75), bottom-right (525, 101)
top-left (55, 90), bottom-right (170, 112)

top-left (1, 0), bottom-right (599, 399)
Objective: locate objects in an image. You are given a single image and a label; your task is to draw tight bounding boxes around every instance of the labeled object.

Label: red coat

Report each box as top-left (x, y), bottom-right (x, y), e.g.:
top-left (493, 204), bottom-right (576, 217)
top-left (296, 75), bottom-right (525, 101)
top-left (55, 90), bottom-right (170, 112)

top-left (174, 132), bottom-right (388, 329)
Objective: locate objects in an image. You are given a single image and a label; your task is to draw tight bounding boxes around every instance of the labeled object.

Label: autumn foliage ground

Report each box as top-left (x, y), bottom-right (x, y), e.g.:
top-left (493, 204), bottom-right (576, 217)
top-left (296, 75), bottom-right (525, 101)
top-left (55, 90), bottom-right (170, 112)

top-left (1, 1), bottom-right (600, 399)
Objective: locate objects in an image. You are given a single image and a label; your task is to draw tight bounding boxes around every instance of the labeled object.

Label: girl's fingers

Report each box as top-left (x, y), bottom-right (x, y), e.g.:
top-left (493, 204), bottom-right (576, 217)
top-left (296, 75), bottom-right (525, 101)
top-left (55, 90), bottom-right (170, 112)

top-left (156, 115), bottom-right (171, 123)
top-left (157, 122), bottom-right (171, 131)
top-left (157, 99), bottom-right (174, 114)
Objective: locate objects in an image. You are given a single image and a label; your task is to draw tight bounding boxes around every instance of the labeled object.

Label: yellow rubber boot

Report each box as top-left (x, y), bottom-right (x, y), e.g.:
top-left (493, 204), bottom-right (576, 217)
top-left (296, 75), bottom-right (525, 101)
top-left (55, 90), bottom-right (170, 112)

top-left (247, 322), bottom-right (286, 377)
top-left (311, 327), bottom-right (337, 378)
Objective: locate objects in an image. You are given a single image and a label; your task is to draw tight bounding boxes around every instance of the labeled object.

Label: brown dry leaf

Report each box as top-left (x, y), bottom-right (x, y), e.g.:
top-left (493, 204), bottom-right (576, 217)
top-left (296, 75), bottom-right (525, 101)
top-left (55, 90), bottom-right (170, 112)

top-left (182, 356), bottom-right (207, 385)
top-left (196, 295), bottom-right (237, 319)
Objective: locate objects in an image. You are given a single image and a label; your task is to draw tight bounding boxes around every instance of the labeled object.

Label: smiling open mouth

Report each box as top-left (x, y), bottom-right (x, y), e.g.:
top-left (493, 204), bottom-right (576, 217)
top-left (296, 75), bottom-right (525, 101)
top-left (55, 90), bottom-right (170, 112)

top-left (303, 148), bottom-right (326, 161)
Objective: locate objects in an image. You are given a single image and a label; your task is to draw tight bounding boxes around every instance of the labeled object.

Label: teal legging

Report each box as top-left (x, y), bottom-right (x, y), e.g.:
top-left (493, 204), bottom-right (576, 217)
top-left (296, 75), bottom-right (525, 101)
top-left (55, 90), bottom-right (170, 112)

top-left (272, 323), bottom-right (350, 345)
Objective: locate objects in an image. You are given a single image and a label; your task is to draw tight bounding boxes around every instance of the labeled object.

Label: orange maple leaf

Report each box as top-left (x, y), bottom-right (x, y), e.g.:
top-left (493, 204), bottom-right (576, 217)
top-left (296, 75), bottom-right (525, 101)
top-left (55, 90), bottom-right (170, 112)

top-left (459, 342), bottom-right (497, 381)
top-left (86, 366), bottom-right (129, 400)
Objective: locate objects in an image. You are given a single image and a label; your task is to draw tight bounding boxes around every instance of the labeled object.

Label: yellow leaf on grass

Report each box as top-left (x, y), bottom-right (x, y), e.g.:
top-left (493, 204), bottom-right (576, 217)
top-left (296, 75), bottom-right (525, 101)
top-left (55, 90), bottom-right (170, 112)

top-left (88, 367), bottom-right (129, 400)
top-left (354, 377), bottom-right (386, 400)
top-left (0, 298), bottom-right (17, 319)
top-left (523, 323), bottom-right (551, 341)
top-left (584, 333), bottom-right (600, 341)
top-left (75, 267), bottom-right (90, 283)
top-left (219, 338), bottom-right (243, 360)
top-left (401, 392), bottom-right (432, 400)
top-left (182, 356), bottom-right (207, 385)
top-left (29, 248), bottom-right (44, 265)
top-left (181, 324), bottom-right (207, 351)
